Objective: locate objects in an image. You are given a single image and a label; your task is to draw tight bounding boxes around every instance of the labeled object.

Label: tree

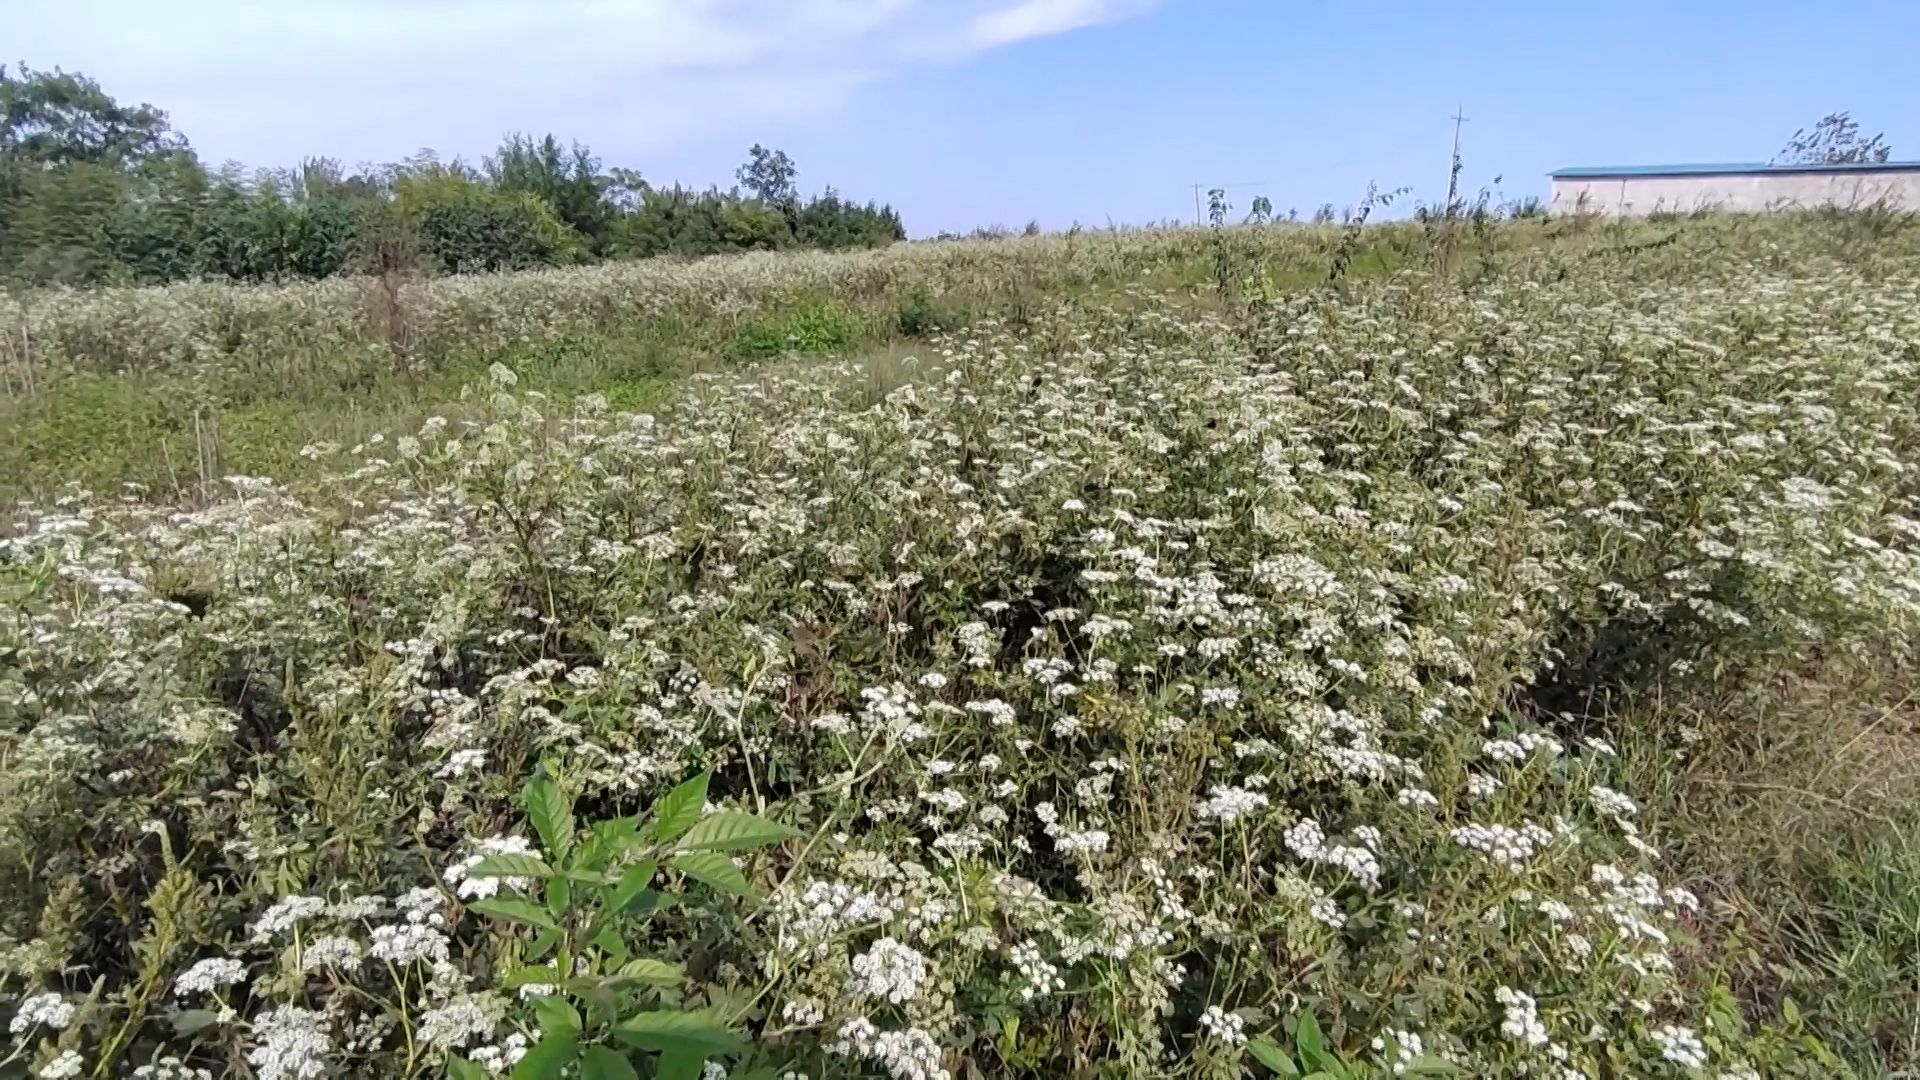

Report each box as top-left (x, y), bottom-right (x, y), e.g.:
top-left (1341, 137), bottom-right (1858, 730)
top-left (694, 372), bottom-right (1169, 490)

top-left (735, 144), bottom-right (797, 206)
top-left (1774, 112), bottom-right (1893, 166)
top-left (488, 133), bottom-right (611, 249)
top-left (1, 64), bottom-right (179, 167)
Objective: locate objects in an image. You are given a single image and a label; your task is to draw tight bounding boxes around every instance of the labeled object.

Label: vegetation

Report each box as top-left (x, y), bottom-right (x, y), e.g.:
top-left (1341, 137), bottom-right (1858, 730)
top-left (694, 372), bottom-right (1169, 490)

top-left (3, 210), bottom-right (1920, 1080)
top-left (0, 65), bottom-right (904, 288)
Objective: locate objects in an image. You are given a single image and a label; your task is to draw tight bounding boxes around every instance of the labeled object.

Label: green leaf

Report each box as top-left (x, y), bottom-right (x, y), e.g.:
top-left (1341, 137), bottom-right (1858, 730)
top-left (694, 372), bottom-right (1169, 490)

top-left (650, 771), bottom-right (711, 843)
top-left (510, 1030), bottom-right (580, 1079)
top-left (655, 1047), bottom-right (706, 1080)
top-left (669, 851), bottom-right (752, 898)
top-left (546, 876), bottom-right (573, 919)
top-left (525, 773), bottom-right (576, 859)
top-left (613, 958), bottom-right (684, 987)
top-left (579, 1045), bottom-right (640, 1080)
top-left (465, 853), bottom-right (555, 880)
top-left (672, 810), bottom-right (797, 853)
top-left (501, 965), bottom-right (563, 989)
top-left (578, 815), bottom-right (641, 869)
top-left (623, 890), bottom-right (679, 917)
top-left (1295, 1012), bottom-right (1330, 1069)
top-left (1248, 1036), bottom-right (1301, 1077)
top-left (613, 1010), bottom-right (746, 1056)
top-left (604, 860), bottom-right (660, 914)
top-left (528, 994), bottom-right (582, 1037)
top-left (169, 1009), bottom-right (221, 1037)
top-left (447, 1057), bottom-right (489, 1080)
top-left (528, 928), bottom-right (562, 962)
top-left (467, 897), bottom-right (560, 931)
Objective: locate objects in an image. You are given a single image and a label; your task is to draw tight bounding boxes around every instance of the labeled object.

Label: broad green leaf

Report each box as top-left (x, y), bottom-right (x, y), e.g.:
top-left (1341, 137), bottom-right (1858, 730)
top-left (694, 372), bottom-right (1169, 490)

top-left (510, 1030), bottom-right (579, 1079)
top-left (524, 773), bottom-right (576, 858)
top-left (467, 897), bottom-right (560, 931)
top-left (1247, 1036), bottom-right (1300, 1077)
top-left (579, 1045), bottom-right (640, 1080)
top-left (545, 876), bottom-right (572, 919)
top-left (655, 1047), bottom-right (705, 1080)
top-left (623, 890), bottom-right (679, 917)
top-left (464, 853), bottom-right (554, 880)
top-left (1295, 1012), bottom-right (1330, 1069)
top-left (613, 957), bottom-right (684, 986)
top-left (592, 928), bottom-right (630, 966)
top-left (501, 965), bottom-right (562, 989)
top-left (613, 1010), bottom-right (746, 1056)
top-left (578, 815), bottom-right (641, 869)
top-left (528, 994), bottom-right (582, 1037)
top-left (605, 860), bottom-right (660, 914)
top-left (650, 770), bottom-right (710, 843)
top-left (673, 810), bottom-right (797, 853)
top-left (566, 978), bottom-right (620, 1016)
top-left (447, 1057), bottom-right (489, 1080)
top-left (669, 851), bottom-right (752, 898)
top-left (169, 1009), bottom-right (221, 1037)
top-left (528, 928), bottom-right (562, 962)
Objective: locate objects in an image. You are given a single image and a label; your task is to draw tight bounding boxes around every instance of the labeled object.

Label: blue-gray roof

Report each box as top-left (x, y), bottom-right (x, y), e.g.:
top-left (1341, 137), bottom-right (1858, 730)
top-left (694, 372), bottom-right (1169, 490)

top-left (1550, 161), bottom-right (1920, 179)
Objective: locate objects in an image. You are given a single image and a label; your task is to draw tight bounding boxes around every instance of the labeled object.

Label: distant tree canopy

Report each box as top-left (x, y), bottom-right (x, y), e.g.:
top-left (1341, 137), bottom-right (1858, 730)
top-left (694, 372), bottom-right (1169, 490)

top-left (1774, 112), bottom-right (1894, 166)
top-left (0, 65), bottom-right (906, 287)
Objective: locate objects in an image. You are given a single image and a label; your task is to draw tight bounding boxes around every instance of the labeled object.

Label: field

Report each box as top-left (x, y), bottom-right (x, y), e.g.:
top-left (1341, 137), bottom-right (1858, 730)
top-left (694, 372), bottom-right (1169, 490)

top-left (3, 215), bottom-right (1918, 1079)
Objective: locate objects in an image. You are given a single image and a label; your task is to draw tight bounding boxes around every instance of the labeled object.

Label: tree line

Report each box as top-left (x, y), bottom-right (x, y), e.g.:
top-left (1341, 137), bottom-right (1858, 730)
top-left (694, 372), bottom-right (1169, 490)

top-left (0, 65), bottom-right (907, 287)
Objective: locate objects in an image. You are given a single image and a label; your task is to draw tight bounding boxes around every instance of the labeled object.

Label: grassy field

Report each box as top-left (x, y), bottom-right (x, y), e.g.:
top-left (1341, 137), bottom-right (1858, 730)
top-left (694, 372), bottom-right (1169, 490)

top-left (2, 215), bottom-right (1918, 1079)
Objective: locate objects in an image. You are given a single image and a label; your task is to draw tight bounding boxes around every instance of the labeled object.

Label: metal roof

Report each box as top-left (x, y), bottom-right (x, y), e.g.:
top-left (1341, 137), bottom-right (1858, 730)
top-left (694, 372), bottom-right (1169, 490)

top-left (1550, 161), bottom-right (1920, 179)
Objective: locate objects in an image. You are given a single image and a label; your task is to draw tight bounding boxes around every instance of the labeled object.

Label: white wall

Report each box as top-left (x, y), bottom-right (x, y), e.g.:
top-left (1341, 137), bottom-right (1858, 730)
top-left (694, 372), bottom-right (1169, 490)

top-left (1550, 171), bottom-right (1920, 216)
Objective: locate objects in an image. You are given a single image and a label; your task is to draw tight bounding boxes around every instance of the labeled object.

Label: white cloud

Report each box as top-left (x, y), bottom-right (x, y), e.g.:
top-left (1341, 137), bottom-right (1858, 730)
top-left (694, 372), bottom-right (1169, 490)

top-left (966, 0), bottom-right (1163, 50)
top-left (13, 0), bottom-right (1170, 164)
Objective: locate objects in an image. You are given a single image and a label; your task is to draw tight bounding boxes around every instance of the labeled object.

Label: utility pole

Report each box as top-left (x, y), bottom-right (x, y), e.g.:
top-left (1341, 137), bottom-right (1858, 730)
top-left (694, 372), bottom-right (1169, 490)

top-left (1193, 183), bottom-right (1203, 226)
top-left (1446, 105), bottom-right (1470, 214)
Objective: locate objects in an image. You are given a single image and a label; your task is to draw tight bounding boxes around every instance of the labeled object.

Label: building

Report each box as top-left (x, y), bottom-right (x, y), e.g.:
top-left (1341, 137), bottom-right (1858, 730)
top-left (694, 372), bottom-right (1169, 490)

top-left (1548, 160), bottom-right (1920, 217)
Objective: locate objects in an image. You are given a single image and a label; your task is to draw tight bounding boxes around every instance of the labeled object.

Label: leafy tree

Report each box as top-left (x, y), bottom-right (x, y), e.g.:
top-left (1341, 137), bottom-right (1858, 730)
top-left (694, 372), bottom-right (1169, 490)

top-left (3, 161), bottom-right (130, 283)
top-left (488, 133), bottom-right (612, 250)
top-left (0, 63), bottom-right (179, 167)
top-left (1774, 112), bottom-right (1894, 165)
top-left (735, 144), bottom-right (797, 206)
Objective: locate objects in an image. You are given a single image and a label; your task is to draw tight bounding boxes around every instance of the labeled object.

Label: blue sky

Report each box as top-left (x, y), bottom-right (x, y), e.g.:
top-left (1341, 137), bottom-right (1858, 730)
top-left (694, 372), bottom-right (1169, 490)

top-left (15, 0), bottom-right (1918, 235)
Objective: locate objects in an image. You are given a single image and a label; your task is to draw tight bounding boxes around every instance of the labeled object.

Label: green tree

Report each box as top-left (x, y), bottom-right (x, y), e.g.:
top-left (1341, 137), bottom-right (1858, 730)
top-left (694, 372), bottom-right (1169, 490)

top-left (0, 63), bottom-right (179, 166)
top-left (1, 64), bottom-right (187, 283)
top-left (489, 133), bottom-right (612, 250)
top-left (735, 144), bottom-right (797, 207)
top-left (1774, 112), bottom-right (1894, 165)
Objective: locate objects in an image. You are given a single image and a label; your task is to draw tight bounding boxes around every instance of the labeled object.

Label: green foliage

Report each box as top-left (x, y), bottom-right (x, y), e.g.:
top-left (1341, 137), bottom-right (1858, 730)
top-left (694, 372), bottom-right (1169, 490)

top-left (728, 295), bottom-right (863, 359)
top-left (5, 218), bottom-right (1920, 1079)
top-left (446, 769), bottom-right (792, 1079)
top-left (0, 66), bottom-right (904, 286)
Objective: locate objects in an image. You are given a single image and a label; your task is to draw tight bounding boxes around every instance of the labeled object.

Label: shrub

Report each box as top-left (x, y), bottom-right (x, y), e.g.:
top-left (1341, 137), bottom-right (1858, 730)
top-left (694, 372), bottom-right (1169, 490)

top-left (4, 250), bottom-right (1918, 1078)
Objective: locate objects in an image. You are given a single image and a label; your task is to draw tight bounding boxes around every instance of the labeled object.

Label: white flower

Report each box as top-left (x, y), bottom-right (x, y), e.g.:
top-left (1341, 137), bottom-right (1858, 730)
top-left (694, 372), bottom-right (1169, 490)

top-left (300, 935), bottom-right (364, 973)
top-left (419, 993), bottom-right (505, 1049)
top-left (175, 958), bottom-right (249, 996)
top-left (370, 922), bottom-right (451, 965)
top-left (1197, 784), bottom-right (1269, 821)
top-left (248, 895), bottom-right (326, 941)
top-left (444, 835), bottom-right (539, 900)
top-left (1495, 987), bottom-right (1548, 1048)
top-left (1198, 1005), bottom-right (1246, 1046)
top-left (247, 1005), bottom-right (331, 1080)
top-left (851, 937), bottom-right (930, 1004)
top-left (1652, 1024), bottom-right (1707, 1070)
top-left (9, 992), bottom-right (74, 1033)
top-left (829, 1018), bottom-right (950, 1080)
top-left (38, 1050), bottom-right (84, 1079)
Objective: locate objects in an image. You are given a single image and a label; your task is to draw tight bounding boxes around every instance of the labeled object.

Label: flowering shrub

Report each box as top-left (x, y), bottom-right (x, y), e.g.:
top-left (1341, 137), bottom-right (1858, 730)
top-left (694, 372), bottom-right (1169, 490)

top-left (3, 247), bottom-right (1918, 1077)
